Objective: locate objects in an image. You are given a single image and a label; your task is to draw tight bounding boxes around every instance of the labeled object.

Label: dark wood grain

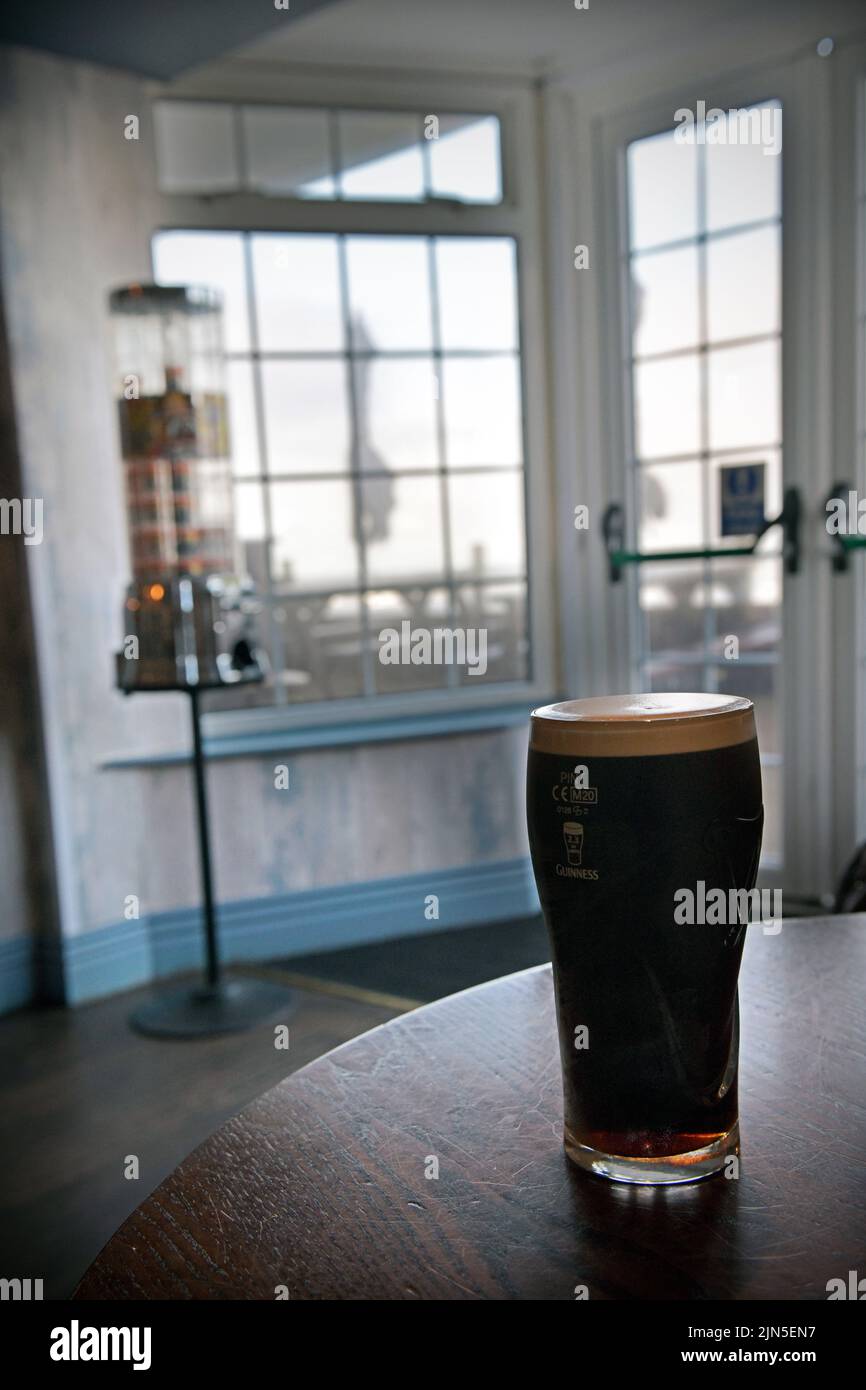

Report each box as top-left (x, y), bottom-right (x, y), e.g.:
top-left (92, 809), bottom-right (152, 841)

top-left (75, 918), bottom-right (866, 1300)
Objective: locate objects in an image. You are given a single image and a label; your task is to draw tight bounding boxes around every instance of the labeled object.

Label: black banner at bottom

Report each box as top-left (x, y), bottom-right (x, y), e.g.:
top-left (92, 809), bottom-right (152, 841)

top-left (5, 1295), bottom-right (861, 1374)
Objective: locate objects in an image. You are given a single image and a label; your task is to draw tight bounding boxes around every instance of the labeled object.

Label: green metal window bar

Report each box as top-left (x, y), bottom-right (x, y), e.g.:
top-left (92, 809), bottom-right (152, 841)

top-left (601, 487), bottom-right (802, 584)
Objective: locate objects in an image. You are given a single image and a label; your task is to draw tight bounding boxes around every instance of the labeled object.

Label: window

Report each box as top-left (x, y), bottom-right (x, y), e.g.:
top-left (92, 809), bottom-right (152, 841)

top-left (151, 99), bottom-right (535, 716)
top-left (153, 101), bottom-right (503, 204)
top-left (624, 101), bottom-right (783, 863)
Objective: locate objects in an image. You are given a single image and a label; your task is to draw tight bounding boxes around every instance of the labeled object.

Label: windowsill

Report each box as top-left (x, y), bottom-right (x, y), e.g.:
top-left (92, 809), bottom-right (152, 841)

top-left (101, 698), bottom-right (550, 769)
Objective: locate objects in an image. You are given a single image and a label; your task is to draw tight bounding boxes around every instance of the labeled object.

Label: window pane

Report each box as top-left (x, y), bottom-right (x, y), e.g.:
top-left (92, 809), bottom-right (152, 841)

top-left (442, 357), bottom-right (522, 467)
top-left (633, 354), bottom-right (701, 458)
top-left (707, 340), bottom-right (780, 451)
top-left (705, 102), bottom-right (781, 233)
top-left (370, 588), bottom-right (452, 694)
top-left (455, 581), bottom-right (528, 684)
top-left (345, 237), bottom-right (432, 351)
top-left (429, 115), bottom-right (502, 203)
top-left (640, 561), bottom-right (707, 660)
top-left (251, 234), bottom-right (343, 352)
top-left (277, 594), bottom-right (364, 701)
top-left (153, 101), bottom-right (238, 193)
top-left (355, 358), bottom-right (438, 470)
top-left (435, 237), bottom-right (518, 350)
top-left (234, 481), bottom-right (267, 589)
top-left (153, 231), bottom-right (250, 354)
top-left (226, 359), bottom-right (259, 478)
top-left (642, 659), bottom-right (707, 694)
top-left (269, 479), bottom-right (360, 591)
top-left (338, 111), bottom-right (424, 201)
top-left (706, 225), bottom-right (780, 342)
top-left (261, 361), bottom-right (349, 476)
top-left (631, 245), bottom-right (700, 357)
top-left (448, 471), bottom-right (525, 578)
top-left (707, 555), bottom-right (781, 656)
top-left (637, 460), bottom-right (704, 552)
top-left (627, 129), bottom-right (698, 251)
top-left (242, 106), bottom-right (335, 198)
top-left (364, 475), bottom-right (445, 583)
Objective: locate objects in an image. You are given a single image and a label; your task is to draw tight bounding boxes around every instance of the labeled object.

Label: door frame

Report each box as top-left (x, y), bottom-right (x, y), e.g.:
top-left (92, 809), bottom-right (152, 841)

top-left (546, 49), bottom-right (847, 894)
top-left (829, 39), bottom-right (866, 888)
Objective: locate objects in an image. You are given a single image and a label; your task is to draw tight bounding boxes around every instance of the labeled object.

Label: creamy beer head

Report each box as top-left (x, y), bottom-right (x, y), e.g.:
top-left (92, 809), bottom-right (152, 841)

top-left (530, 692), bottom-right (755, 758)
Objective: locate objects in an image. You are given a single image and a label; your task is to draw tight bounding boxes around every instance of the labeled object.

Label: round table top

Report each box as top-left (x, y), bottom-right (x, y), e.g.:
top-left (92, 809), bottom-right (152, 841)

top-left (76, 916), bottom-right (866, 1301)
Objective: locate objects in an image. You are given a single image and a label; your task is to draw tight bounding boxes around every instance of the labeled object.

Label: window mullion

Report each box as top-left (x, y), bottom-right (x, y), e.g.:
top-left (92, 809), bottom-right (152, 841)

top-left (337, 233), bottom-right (377, 697)
top-left (427, 235), bottom-right (460, 690)
top-left (243, 231), bottom-right (288, 707)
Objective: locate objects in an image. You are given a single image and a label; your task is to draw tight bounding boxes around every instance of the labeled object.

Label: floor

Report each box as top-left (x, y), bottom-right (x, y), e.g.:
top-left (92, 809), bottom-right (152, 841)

top-left (280, 915), bottom-right (549, 1001)
top-left (0, 965), bottom-right (404, 1300)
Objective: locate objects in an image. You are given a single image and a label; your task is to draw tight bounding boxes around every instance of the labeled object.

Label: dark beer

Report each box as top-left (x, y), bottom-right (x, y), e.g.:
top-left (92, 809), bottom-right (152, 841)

top-left (527, 694), bottom-right (763, 1184)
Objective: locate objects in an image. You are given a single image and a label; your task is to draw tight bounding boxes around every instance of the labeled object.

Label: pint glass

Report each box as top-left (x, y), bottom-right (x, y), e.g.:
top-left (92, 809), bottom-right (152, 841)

top-left (527, 694), bottom-right (763, 1184)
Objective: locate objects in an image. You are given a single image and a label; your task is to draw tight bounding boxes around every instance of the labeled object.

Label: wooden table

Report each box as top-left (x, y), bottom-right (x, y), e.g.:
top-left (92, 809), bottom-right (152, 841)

top-left (76, 917), bottom-right (866, 1300)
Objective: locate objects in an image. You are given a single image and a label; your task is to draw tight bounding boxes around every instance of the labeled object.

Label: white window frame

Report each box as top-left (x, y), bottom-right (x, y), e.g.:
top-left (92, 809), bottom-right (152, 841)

top-left (146, 65), bottom-right (557, 739)
top-left (831, 39), bottom-right (866, 870)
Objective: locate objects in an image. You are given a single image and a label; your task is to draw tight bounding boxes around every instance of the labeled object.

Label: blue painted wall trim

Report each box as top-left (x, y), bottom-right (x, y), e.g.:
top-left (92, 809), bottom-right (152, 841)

top-left (51, 918), bottom-right (153, 1008)
top-left (0, 934), bottom-right (39, 1015)
top-left (0, 857), bottom-right (541, 1011)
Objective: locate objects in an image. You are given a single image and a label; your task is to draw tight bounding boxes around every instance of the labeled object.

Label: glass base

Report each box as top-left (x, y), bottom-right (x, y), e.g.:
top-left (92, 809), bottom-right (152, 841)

top-left (565, 1121), bottom-right (739, 1185)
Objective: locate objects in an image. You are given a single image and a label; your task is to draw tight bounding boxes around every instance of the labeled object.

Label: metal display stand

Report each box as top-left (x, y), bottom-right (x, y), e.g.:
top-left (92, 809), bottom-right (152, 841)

top-left (128, 679), bottom-right (293, 1039)
top-left (108, 283), bottom-right (292, 1037)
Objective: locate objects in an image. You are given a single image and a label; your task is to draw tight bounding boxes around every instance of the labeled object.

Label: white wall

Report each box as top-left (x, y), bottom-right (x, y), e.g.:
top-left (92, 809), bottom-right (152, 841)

top-left (0, 45), bottom-right (532, 1004)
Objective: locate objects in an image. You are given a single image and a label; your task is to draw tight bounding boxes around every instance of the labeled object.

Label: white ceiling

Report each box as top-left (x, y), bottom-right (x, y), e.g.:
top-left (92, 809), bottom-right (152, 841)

top-left (230, 0), bottom-right (866, 83)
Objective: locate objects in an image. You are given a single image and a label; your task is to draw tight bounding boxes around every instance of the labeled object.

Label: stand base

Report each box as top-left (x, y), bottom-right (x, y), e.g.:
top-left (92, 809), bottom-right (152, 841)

top-left (130, 977), bottom-right (294, 1039)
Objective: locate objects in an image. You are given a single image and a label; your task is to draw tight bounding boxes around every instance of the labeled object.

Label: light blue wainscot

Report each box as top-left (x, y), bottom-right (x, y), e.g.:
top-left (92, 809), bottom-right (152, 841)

top-left (19, 856), bottom-right (540, 1009)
